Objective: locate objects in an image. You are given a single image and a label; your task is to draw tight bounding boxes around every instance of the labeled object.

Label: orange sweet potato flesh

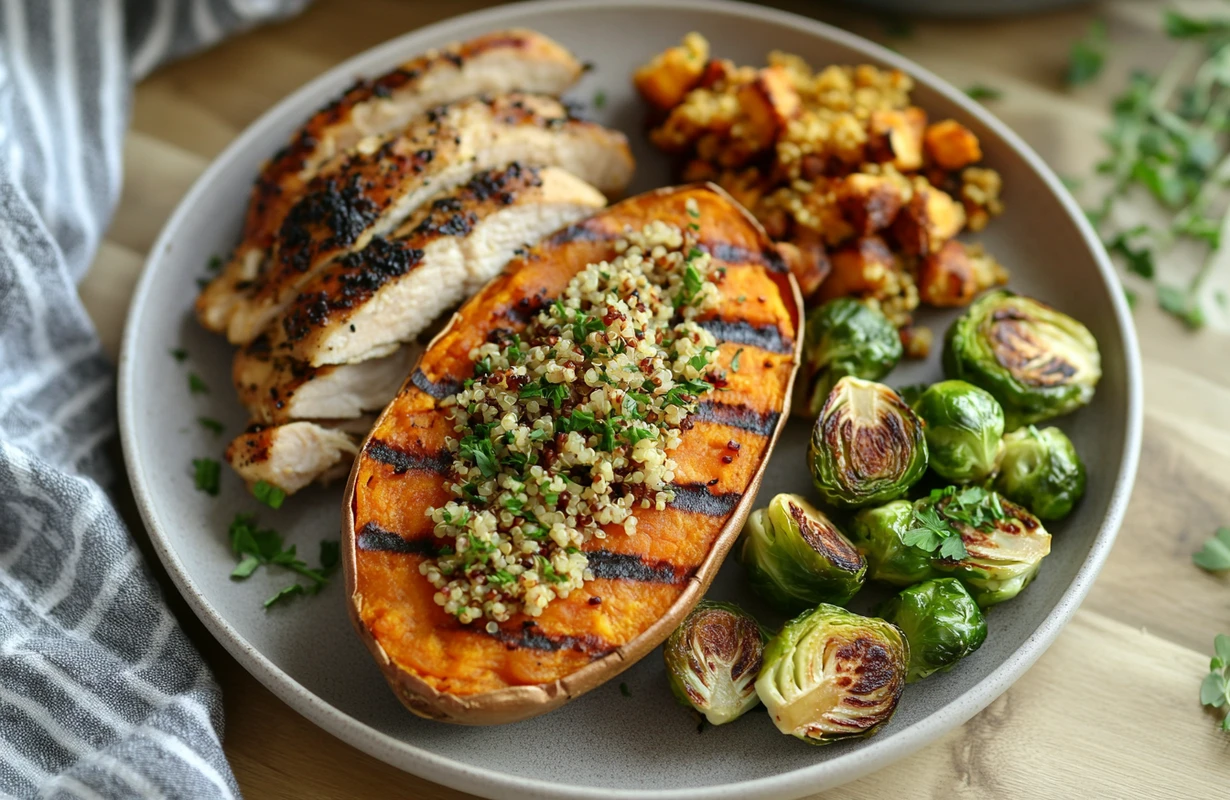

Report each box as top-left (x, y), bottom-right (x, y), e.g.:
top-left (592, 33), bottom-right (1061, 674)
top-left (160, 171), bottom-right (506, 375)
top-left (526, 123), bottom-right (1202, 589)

top-left (342, 184), bottom-right (802, 724)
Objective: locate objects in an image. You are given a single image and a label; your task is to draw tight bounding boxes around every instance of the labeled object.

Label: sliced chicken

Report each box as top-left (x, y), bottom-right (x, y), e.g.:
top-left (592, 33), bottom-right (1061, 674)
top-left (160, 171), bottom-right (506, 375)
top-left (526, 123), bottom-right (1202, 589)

top-left (222, 93), bottom-right (635, 344)
top-left (197, 29), bottom-right (584, 333)
top-left (263, 164), bottom-right (605, 367)
top-left (234, 343), bottom-right (422, 425)
top-left (225, 421), bottom-right (360, 494)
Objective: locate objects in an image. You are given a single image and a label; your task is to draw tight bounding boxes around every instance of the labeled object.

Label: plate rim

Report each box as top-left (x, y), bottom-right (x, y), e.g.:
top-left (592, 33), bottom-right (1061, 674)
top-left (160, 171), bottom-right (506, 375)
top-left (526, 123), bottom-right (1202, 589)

top-left (117, 1), bottom-right (1144, 797)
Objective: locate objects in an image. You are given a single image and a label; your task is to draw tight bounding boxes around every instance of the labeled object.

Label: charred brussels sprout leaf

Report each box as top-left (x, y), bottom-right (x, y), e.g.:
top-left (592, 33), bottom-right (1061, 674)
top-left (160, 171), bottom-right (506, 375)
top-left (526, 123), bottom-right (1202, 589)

top-left (994, 426), bottom-right (1087, 520)
top-left (849, 500), bottom-right (938, 585)
top-left (802, 299), bottom-right (903, 416)
top-left (809, 377), bottom-right (928, 509)
top-left (942, 291), bottom-right (1101, 429)
top-left (756, 604), bottom-right (908, 745)
top-left (912, 380), bottom-right (1005, 483)
top-left (877, 578), bottom-right (987, 682)
top-left (739, 494), bottom-right (867, 612)
top-left (926, 492), bottom-right (1052, 607)
top-left (663, 601), bottom-right (766, 725)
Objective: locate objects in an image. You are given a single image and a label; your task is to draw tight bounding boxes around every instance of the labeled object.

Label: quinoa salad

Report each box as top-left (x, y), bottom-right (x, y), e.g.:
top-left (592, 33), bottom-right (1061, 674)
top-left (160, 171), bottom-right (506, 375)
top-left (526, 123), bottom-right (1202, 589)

top-left (422, 205), bottom-right (728, 626)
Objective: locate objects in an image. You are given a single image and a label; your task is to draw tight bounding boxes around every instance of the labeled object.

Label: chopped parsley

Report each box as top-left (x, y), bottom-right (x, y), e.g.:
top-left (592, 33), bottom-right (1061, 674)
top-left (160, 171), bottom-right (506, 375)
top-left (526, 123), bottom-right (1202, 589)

top-left (170, 348), bottom-right (188, 363)
top-left (252, 480), bottom-right (286, 510)
top-left (192, 458), bottom-right (220, 496)
top-left (197, 416), bottom-right (225, 436)
top-left (188, 373), bottom-right (208, 395)
top-left (228, 512), bottom-right (339, 608)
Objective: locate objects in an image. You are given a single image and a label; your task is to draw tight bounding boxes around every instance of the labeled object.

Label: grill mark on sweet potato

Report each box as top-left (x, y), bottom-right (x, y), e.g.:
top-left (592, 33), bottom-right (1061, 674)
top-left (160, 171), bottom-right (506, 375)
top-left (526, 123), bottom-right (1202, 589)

top-left (366, 440), bottom-right (451, 474)
top-left (697, 319), bottom-right (792, 354)
top-left (356, 521), bottom-right (438, 554)
top-left (667, 483), bottom-right (742, 516)
top-left (703, 241), bottom-right (786, 273)
top-left (411, 368), bottom-right (460, 399)
top-left (694, 402), bottom-right (780, 436)
top-left (584, 550), bottom-right (692, 584)
top-left (486, 624), bottom-right (616, 656)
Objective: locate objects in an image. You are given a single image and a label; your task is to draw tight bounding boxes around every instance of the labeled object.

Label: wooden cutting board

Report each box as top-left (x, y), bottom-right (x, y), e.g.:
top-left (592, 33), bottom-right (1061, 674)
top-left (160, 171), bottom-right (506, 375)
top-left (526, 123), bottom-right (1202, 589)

top-left (84, 1), bottom-right (1230, 796)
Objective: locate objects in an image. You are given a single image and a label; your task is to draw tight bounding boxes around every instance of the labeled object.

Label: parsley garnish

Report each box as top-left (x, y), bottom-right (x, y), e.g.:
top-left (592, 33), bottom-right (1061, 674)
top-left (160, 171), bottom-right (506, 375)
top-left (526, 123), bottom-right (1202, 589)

top-left (619, 681), bottom-right (632, 697)
top-left (1194, 527), bottom-right (1230, 571)
top-left (188, 373), bottom-right (208, 395)
top-left (903, 487), bottom-right (1009, 562)
top-left (730, 348), bottom-right (744, 373)
top-left (1066, 20), bottom-right (1107, 86)
top-left (593, 89), bottom-right (607, 109)
top-left (252, 480), bottom-right (286, 509)
top-left (965, 84), bottom-right (1002, 101)
top-left (170, 348), bottom-right (188, 363)
top-left (193, 458), bottom-right (220, 496)
top-left (228, 513), bottom-right (339, 608)
top-left (1201, 634), bottom-right (1230, 731)
top-left (197, 416), bottom-right (224, 436)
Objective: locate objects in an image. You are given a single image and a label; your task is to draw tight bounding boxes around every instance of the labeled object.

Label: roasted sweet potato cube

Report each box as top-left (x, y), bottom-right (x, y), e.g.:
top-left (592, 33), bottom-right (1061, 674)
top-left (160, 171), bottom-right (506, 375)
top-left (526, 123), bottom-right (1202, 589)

top-left (867, 107), bottom-right (927, 171)
top-left (776, 228), bottom-right (831, 302)
top-left (815, 236), bottom-right (897, 302)
top-left (836, 173), bottom-right (905, 235)
top-left (716, 167), bottom-right (771, 213)
top-left (891, 183), bottom-right (966, 255)
top-left (732, 65), bottom-right (801, 157)
top-left (917, 240), bottom-right (1006, 306)
top-left (924, 120), bottom-right (983, 171)
top-left (697, 58), bottom-right (737, 90)
top-left (634, 32), bottom-right (710, 111)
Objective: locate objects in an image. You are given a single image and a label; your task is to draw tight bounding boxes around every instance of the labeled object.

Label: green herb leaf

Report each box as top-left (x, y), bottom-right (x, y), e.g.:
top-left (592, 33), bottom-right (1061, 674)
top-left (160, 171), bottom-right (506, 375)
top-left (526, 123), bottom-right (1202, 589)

top-left (730, 347), bottom-right (743, 373)
top-left (188, 373), bottom-right (209, 395)
top-left (264, 584), bottom-right (305, 608)
top-left (1164, 11), bottom-right (1230, 39)
top-left (1194, 527), bottom-right (1230, 571)
top-left (192, 458), bottom-right (221, 496)
top-left (170, 348), bottom-right (188, 363)
top-left (619, 681), bottom-right (632, 697)
top-left (252, 480), bottom-right (286, 510)
top-left (1201, 634), bottom-right (1230, 730)
top-left (197, 416), bottom-right (225, 436)
top-left (1067, 20), bottom-right (1107, 86)
top-left (593, 89), bottom-right (607, 109)
top-left (230, 555), bottom-right (260, 580)
top-left (1158, 284), bottom-right (1206, 329)
top-left (965, 84), bottom-right (1002, 101)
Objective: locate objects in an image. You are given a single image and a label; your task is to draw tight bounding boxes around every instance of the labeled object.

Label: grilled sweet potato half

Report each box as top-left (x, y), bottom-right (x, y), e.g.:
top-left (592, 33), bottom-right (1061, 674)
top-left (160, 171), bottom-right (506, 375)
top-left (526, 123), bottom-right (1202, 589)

top-left (342, 184), bottom-right (803, 725)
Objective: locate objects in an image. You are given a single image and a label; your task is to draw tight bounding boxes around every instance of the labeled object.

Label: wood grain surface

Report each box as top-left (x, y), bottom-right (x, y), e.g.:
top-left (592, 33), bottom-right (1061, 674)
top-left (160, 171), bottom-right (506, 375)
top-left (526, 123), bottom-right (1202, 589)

top-left (85, 1), bottom-right (1230, 797)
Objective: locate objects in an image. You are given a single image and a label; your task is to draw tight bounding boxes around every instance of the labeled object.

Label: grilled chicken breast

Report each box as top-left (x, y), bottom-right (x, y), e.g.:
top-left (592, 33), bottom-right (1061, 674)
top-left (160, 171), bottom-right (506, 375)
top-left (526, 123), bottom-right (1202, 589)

top-left (197, 29), bottom-right (585, 333)
top-left (222, 94), bottom-right (634, 344)
top-left (225, 421), bottom-right (361, 494)
top-left (263, 164), bottom-right (605, 367)
top-left (234, 343), bottom-right (422, 425)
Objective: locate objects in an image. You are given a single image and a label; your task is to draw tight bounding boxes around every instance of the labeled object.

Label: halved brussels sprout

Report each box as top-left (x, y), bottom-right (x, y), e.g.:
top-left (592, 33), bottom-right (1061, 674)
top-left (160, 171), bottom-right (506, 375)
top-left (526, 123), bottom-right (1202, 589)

top-left (848, 500), bottom-right (938, 586)
top-left (809, 377), bottom-right (928, 509)
top-left (877, 578), bottom-right (987, 682)
top-left (912, 380), bottom-right (1005, 483)
top-left (756, 604), bottom-right (908, 745)
top-left (942, 291), bottom-right (1101, 429)
top-left (739, 494), bottom-right (867, 612)
top-left (925, 492), bottom-right (1052, 607)
top-left (663, 601), bottom-right (766, 725)
top-left (994, 425), bottom-right (1086, 520)
top-left (802, 298), bottom-right (903, 416)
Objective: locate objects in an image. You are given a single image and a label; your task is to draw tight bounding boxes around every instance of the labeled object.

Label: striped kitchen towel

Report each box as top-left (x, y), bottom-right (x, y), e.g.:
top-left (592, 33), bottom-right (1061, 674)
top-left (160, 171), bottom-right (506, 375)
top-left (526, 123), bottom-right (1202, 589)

top-left (0, 1), bottom-right (310, 797)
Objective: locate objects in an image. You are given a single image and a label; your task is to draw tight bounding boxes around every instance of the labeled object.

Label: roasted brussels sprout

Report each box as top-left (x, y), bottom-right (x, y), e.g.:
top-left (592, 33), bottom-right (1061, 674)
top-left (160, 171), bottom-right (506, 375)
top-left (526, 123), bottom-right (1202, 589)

top-left (809, 377), bottom-right (928, 509)
top-left (924, 490), bottom-right (1052, 607)
top-left (756, 604), bottom-right (908, 745)
top-left (663, 601), bottom-right (766, 725)
top-left (942, 291), bottom-right (1101, 429)
top-left (912, 380), bottom-right (1005, 483)
top-left (739, 494), bottom-right (867, 612)
top-left (802, 298), bottom-right (903, 415)
top-left (877, 578), bottom-right (987, 682)
top-left (848, 500), bottom-right (938, 586)
top-left (994, 425), bottom-right (1087, 520)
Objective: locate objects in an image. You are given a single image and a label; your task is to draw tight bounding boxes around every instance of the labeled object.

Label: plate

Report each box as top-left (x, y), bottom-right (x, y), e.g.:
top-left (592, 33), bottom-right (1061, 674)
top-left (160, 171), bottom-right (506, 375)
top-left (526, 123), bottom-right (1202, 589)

top-left (118, 1), bottom-right (1142, 797)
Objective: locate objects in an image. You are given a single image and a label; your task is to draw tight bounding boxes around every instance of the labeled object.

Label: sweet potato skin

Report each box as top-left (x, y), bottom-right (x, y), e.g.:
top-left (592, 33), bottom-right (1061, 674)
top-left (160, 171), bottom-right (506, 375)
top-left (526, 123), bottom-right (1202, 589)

top-left (342, 183), bottom-right (802, 724)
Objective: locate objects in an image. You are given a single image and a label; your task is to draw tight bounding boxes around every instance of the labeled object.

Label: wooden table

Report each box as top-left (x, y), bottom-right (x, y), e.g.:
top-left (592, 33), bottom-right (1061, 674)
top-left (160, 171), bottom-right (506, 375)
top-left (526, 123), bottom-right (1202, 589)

top-left (86, 1), bottom-right (1230, 796)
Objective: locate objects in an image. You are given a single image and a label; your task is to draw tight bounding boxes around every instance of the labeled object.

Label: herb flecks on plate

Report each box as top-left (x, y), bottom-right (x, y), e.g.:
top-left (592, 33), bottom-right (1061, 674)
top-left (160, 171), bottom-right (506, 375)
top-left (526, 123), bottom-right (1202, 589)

top-left (228, 513), bottom-right (340, 608)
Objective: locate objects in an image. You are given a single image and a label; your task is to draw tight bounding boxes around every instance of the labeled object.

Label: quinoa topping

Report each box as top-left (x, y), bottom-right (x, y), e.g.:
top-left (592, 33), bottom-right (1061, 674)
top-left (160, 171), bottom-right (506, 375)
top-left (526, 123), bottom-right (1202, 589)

top-left (422, 208), bottom-right (724, 625)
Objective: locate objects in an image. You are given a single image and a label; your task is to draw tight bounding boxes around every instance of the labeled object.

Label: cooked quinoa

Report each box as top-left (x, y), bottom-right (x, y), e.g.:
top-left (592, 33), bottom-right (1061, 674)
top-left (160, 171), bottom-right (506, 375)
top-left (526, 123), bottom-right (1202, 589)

top-left (423, 209), bottom-right (723, 625)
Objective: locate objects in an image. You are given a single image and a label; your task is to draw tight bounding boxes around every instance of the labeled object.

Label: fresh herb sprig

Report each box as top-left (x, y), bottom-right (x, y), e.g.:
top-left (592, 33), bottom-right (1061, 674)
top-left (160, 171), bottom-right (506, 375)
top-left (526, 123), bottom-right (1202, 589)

top-left (903, 486), bottom-right (1008, 561)
top-left (1085, 10), bottom-right (1230, 328)
top-left (1067, 19), bottom-right (1108, 86)
top-left (1201, 634), bottom-right (1230, 731)
top-left (228, 513), bottom-right (340, 608)
top-left (1194, 526), bottom-right (1230, 571)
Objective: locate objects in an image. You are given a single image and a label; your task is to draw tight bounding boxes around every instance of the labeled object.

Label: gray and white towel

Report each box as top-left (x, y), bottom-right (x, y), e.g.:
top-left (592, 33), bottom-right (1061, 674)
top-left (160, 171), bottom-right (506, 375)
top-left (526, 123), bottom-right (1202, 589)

top-left (0, 1), bottom-right (309, 797)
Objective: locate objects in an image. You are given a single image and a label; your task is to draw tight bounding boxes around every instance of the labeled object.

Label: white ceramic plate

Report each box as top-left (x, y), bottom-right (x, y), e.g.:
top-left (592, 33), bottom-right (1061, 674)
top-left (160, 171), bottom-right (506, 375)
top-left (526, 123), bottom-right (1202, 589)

top-left (118, 1), bottom-right (1142, 797)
